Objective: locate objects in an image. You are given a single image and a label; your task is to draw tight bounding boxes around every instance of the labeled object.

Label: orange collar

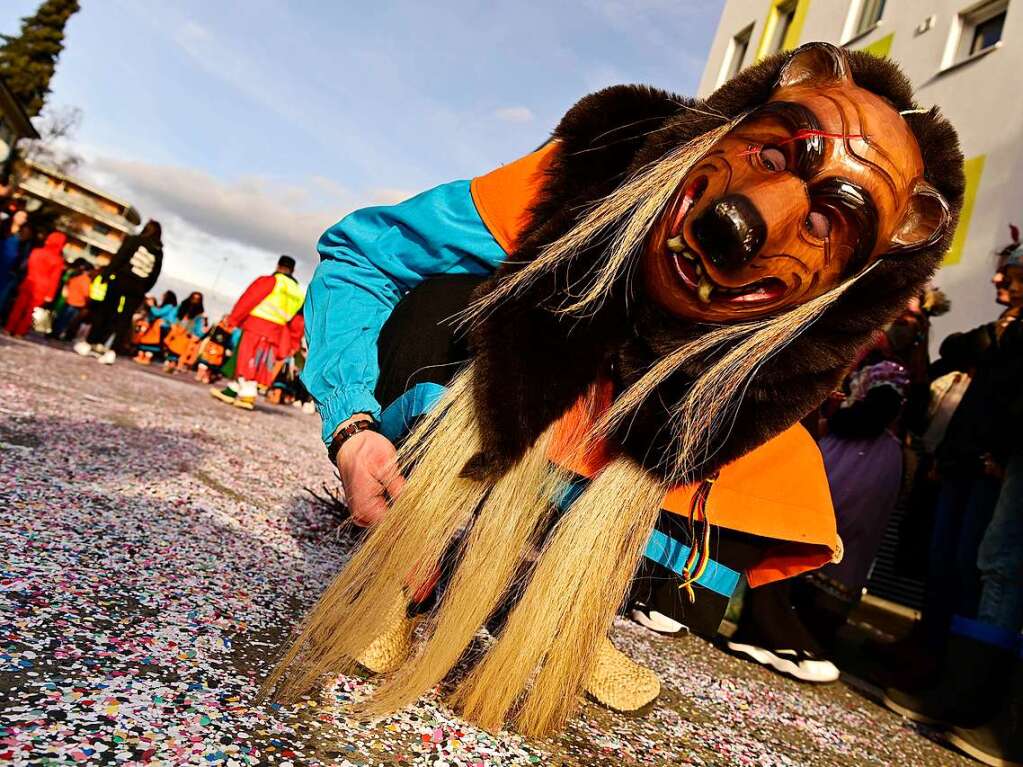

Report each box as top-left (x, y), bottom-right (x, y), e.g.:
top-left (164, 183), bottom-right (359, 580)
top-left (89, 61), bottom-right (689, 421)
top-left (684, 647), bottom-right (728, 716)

top-left (547, 380), bottom-right (838, 586)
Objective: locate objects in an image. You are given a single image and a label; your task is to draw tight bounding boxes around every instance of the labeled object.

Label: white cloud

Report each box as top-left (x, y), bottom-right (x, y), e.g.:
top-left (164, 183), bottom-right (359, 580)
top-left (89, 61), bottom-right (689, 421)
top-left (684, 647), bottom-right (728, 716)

top-left (493, 106), bottom-right (535, 123)
top-left (84, 155), bottom-right (353, 267)
top-left (68, 149), bottom-right (362, 309)
top-left (152, 212), bottom-right (282, 315)
top-left (176, 19), bottom-right (211, 45)
top-left (370, 187), bottom-right (416, 206)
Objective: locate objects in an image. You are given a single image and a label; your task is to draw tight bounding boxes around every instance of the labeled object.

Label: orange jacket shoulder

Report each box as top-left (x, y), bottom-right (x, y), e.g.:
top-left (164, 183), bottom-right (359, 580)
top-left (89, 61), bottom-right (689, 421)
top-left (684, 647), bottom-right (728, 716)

top-left (470, 142), bottom-right (559, 254)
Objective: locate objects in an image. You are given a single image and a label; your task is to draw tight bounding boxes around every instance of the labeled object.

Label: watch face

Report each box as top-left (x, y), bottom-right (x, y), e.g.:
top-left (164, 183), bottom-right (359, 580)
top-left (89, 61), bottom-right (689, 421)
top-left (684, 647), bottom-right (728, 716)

top-left (641, 47), bottom-right (949, 324)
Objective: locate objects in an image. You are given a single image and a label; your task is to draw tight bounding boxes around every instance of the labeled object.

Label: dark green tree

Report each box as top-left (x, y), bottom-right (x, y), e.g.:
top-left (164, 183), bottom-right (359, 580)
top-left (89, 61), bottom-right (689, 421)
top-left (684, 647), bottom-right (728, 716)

top-left (0, 0), bottom-right (81, 118)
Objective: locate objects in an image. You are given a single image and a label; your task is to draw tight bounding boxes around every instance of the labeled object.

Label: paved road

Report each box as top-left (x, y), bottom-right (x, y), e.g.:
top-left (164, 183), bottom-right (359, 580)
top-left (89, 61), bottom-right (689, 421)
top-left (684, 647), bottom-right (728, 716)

top-left (0, 336), bottom-right (971, 766)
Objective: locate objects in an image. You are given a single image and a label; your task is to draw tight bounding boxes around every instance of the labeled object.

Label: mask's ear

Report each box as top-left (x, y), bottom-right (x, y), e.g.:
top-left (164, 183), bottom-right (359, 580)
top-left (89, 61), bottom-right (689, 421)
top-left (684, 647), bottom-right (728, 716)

top-left (888, 181), bottom-right (952, 255)
top-left (776, 42), bottom-right (852, 89)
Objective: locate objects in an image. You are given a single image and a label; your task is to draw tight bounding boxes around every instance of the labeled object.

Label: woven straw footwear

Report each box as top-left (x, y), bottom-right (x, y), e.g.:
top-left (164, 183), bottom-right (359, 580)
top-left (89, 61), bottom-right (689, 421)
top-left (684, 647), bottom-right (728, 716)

top-left (355, 605), bottom-right (417, 675)
top-left (585, 636), bottom-right (661, 712)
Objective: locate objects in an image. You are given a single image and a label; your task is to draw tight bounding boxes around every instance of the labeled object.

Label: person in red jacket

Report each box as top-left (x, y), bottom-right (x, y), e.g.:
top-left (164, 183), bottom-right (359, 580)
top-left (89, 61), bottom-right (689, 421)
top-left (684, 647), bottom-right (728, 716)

top-left (3, 232), bottom-right (67, 337)
top-left (211, 255), bottom-right (304, 410)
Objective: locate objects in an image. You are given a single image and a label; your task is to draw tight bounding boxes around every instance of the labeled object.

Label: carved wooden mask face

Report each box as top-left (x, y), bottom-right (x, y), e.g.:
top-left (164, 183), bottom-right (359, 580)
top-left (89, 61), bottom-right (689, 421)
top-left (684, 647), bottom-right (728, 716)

top-left (643, 43), bottom-right (951, 323)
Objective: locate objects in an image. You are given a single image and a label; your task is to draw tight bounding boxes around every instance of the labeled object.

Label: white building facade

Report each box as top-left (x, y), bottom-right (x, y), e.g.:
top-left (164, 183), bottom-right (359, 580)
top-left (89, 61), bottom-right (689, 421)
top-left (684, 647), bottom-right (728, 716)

top-left (699, 0), bottom-right (1023, 345)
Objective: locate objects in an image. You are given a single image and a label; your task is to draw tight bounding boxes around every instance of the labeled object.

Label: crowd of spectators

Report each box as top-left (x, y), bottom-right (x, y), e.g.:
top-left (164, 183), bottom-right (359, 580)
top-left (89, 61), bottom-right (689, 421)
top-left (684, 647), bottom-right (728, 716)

top-left (703, 228), bottom-right (1023, 766)
top-left (0, 194), bottom-right (311, 411)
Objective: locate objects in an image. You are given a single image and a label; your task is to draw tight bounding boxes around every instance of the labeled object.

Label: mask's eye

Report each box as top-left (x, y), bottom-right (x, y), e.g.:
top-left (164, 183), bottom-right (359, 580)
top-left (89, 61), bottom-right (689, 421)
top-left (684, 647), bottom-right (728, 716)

top-left (758, 146), bottom-right (787, 173)
top-left (805, 210), bottom-right (831, 239)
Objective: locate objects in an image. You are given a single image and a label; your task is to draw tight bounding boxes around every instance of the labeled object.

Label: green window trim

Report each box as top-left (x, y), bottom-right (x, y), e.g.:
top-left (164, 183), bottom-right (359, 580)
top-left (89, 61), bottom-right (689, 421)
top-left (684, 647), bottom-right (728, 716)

top-left (860, 32), bottom-right (894, 59)
top-left (943, 154), bottom-right (985, 267)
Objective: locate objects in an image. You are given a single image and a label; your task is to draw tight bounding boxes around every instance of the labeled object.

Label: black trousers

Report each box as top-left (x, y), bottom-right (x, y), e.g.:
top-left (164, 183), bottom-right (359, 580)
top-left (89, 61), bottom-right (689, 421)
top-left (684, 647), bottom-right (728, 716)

top-left (376, 275), bottom-right (770, 638)
top-left (86, 286), bottom-right (144, 353)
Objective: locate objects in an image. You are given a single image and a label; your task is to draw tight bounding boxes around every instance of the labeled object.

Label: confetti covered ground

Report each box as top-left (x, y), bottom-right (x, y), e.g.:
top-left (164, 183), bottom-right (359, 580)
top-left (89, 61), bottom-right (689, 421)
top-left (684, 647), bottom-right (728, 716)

top-left (1, 336), bottom-right (973, 766)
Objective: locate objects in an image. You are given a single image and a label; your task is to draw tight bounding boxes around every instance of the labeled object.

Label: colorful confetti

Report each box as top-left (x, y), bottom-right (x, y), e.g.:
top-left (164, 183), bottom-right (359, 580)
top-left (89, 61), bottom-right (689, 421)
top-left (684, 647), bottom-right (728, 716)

top-left (0, 336), bottom-right (970, 766)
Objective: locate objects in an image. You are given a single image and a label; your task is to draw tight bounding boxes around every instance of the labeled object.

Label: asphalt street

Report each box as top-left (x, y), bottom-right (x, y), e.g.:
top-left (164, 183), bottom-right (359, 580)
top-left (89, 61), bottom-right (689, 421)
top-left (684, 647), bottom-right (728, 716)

top-left (0, 335), bottom-right (971, 766)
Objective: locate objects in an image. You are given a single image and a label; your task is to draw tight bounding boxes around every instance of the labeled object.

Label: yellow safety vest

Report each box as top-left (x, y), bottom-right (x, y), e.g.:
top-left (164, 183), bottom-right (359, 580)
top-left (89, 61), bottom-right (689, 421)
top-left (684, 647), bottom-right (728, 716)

top-left (249, 272), bottom-right (304, 325)
top-left (89, 275), bottom-right (108, 302)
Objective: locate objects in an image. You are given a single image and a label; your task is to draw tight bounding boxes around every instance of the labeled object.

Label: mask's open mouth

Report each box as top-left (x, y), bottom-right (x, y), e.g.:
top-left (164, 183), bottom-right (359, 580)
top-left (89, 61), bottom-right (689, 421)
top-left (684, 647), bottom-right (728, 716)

top-left (662, 176), bottom-right (787, 307)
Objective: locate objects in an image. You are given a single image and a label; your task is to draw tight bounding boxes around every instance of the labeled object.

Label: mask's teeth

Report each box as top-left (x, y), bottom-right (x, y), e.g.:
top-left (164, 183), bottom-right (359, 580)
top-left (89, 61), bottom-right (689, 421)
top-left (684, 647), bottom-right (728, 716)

top-left (667, 236), bottom-right (684, 253)
top-left (698, 276), bottom-right (714, 304)
top-left (679, 192), bottom-right (695, 219)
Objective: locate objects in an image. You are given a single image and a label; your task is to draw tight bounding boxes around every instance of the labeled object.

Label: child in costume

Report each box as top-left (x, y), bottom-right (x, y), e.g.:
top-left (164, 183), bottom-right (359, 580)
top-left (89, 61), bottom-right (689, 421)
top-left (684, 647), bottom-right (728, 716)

top-left (133, 290), bottom-right (178, 365)
top-left (61, 256), bottom-right (111, 343)
top-left (51, 259), bottom-right (93, 340)
top-left (268, 44), bottom-right (964, 737)
top-left (194, 318), bottom-right (234, 384)
top-left (162, 292), bottom-right (206, 373)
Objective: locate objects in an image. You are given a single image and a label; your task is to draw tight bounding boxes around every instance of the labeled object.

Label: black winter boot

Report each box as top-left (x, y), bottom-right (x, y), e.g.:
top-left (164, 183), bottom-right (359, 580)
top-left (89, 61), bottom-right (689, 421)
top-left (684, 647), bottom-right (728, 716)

top-left (883, 616), bottom-right (1016, 728)
top-left (946, 649), bottom-right (1023, 767)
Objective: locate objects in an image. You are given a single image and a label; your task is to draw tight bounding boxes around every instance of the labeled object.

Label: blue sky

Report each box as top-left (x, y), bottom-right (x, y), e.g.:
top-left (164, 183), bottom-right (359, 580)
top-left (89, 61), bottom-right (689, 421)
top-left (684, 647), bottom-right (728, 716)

top-left (0, 0), bottom-right (723, 307)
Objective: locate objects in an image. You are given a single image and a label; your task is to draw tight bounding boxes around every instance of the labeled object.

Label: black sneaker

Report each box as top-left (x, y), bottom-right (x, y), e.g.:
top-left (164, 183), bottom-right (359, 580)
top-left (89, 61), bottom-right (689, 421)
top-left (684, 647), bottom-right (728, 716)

top-left (883, 620), bottom-right (1015, 728)
top-left (726, 640), bottom-right (840, 683)
top-left (948, 722), bottom-right (1023, 767)
top-left (630, 602), bottom-right (686, 634)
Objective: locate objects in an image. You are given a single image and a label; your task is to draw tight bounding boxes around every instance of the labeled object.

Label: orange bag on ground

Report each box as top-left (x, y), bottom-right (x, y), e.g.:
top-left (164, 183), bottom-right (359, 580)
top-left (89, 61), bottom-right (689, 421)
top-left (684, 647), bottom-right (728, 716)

top-left (179, 336), bottom-right (202, 367)
top-left (136, 319), bottom-right (163, 346)
top-left (163, 324), bottom-right (193, 357)
top-left (202, 341), bottom-right (226, 367)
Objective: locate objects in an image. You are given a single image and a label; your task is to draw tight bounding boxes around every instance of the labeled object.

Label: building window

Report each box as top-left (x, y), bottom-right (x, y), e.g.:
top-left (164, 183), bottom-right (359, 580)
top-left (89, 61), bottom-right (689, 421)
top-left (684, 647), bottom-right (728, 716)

top-left (719, 23), bottom-right (754, 84)
top-left (970, 7), bottom-right (1006, 53)
top-left (767, 1), bottom-right (797, 55)
top-left (856, 0), bottom-right (886, 34)
top-left (943, 0), bottom-right (1009, 69)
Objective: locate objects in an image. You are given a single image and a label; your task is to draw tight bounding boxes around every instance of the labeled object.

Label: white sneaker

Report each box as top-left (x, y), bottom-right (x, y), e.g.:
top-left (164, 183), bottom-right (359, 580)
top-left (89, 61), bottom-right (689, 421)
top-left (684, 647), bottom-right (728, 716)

top-left (302, 401), bottom-right (316, 415)
top-left (726, 641), bottom-right (840, 683)
top-left (631, 605), bottom-right (686, 634)
top-left (74, 341), bottom-right (93, 357)
top-left (97, 350), bottom-right (116, 365)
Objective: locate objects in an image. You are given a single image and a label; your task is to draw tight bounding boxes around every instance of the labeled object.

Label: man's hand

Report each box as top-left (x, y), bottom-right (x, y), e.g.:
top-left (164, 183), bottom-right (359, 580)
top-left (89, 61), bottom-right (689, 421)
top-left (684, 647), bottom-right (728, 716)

top-left (336, 422), bottom-right (405, 527)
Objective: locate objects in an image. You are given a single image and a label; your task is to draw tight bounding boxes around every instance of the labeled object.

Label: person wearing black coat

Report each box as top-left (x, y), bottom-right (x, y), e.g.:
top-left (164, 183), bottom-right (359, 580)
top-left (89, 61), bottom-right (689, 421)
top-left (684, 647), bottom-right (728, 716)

top-left (75, 220), bottom-right (164, 364)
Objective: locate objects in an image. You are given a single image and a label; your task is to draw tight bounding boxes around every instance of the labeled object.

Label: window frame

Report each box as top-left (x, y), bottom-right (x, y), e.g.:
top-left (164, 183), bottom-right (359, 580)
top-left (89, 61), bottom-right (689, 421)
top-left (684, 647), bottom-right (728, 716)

top-left (717, 22), bottom-right (755, 86)
top-left (768, 0), bottom-right (798, 55)
top-left (969, 8), bottom-right (1007, 54)
top-left (940, 0), bottom-right (1009, 72)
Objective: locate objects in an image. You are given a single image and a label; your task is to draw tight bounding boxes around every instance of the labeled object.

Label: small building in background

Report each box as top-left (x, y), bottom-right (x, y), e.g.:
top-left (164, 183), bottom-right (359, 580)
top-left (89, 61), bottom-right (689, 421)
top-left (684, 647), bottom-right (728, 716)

top-left (14, 159), bottom-right (141, 263)
top-left (699, 0), bottom-right (1022, 347)
top-left (0, 76), bottom-right (38, 169)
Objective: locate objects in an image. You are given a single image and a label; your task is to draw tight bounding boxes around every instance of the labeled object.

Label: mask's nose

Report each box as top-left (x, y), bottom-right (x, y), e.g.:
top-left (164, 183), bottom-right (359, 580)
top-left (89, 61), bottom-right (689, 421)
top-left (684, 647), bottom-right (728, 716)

top-left (691, 195), bottom-right (767, 270)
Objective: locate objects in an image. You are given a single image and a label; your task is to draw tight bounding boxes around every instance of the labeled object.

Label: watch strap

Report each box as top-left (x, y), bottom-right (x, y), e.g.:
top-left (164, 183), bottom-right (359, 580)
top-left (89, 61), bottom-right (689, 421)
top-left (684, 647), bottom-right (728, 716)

top-left (327, 418), bottom-right (378, 465)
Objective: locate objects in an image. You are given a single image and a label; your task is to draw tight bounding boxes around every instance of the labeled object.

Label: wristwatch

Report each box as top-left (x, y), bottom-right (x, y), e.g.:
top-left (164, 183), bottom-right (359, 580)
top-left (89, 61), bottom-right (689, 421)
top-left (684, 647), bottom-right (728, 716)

top-left (327, 418), bottom-right (379, 466)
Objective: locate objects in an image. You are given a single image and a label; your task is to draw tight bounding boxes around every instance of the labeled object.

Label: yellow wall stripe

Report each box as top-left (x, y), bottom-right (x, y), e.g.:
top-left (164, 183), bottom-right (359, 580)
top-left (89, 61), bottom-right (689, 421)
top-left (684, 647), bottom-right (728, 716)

top-left (943, 154), bottom-right (986, 267)
top-left (754, 2), bottom-right (780, 62)
top-left (754, 0), bottom-right (811, 62)
top-left (861, 32), bottom-right (894, 59)
top-left (783, 0), bottom-right (810, 51)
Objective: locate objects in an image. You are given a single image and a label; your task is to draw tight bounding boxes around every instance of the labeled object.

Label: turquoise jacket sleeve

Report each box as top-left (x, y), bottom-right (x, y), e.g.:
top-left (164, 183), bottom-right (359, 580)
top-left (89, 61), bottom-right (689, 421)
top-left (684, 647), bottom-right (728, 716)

top-left (149, 305), bottom-right (177, 323)
top-left (302, 179), bottom-right (507, 445)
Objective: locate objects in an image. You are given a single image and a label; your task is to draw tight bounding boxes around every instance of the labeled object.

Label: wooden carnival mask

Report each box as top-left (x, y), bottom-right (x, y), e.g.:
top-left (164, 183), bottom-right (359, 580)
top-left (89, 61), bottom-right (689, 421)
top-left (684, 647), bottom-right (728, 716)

top-left (643, 43), bottom-right (951, 323)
